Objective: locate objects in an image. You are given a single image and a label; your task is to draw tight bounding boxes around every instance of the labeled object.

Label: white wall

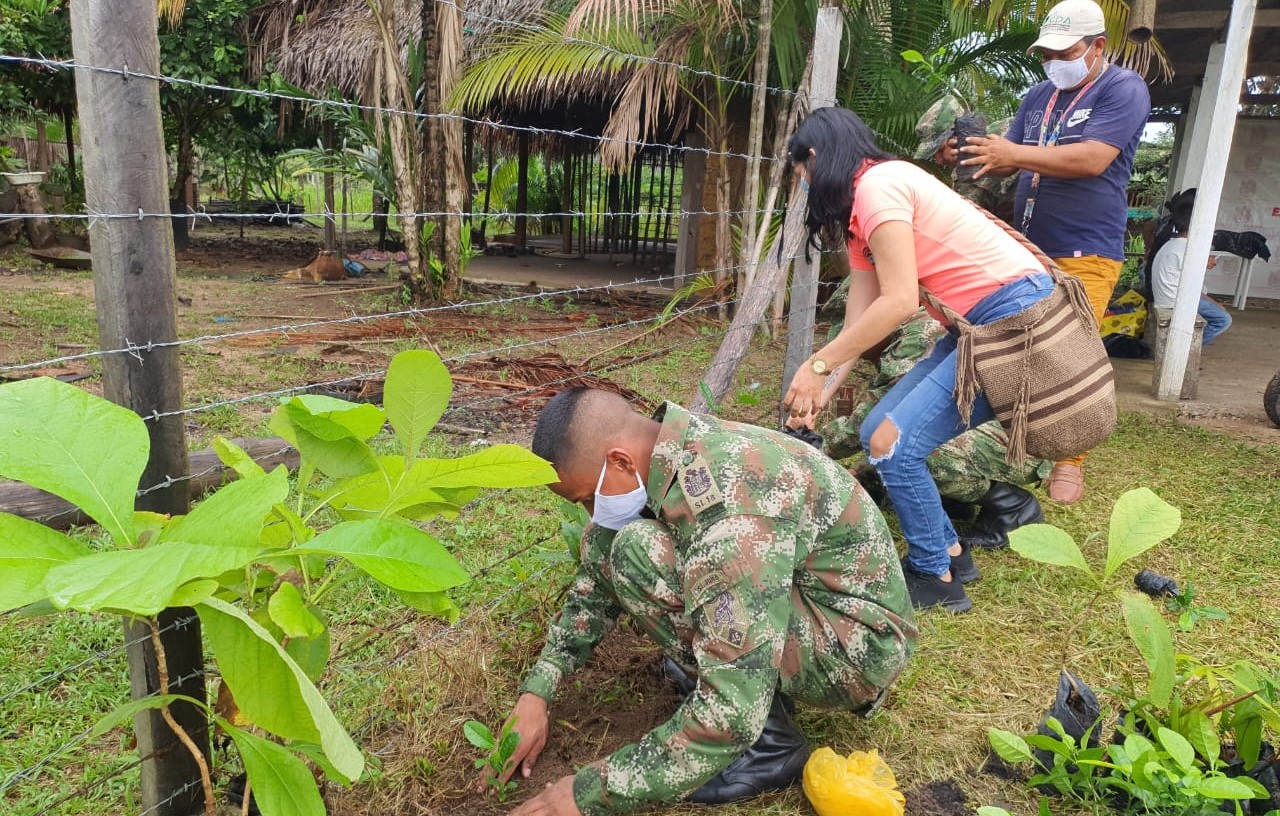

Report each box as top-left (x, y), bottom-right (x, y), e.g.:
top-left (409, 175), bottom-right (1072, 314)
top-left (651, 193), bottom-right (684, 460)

top-left (1199, 118), bottom-right (1280, 302)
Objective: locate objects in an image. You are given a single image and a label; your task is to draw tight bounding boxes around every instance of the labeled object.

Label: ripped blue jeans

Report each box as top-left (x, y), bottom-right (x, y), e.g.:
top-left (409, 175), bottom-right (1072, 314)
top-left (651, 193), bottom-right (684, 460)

top-left (859, 273), bottom-right (1055, 577)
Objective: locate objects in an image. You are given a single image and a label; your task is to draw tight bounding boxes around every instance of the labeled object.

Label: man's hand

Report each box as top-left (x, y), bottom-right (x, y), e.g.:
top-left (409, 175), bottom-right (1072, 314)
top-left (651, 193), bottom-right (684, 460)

top-left (935, 136), bottom-right (959, 168)
top-left (508, 775), bottom-right (581, 816)
top-left (958, 135), bottom-right (1022, 179)
top-left (783, 365), bottom-right (826, 422)
top-left (478, 693), bottom-right (550, 793)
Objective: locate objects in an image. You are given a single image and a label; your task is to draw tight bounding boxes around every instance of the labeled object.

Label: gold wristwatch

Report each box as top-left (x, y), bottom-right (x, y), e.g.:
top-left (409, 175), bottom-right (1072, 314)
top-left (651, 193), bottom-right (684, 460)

top-left (810, 358), bottom-right (829, 376)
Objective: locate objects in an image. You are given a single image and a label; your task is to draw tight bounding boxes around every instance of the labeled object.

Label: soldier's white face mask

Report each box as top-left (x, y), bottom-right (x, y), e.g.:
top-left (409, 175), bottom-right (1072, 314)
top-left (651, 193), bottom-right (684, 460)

top-left (591, 461), bottom-right (647, 530)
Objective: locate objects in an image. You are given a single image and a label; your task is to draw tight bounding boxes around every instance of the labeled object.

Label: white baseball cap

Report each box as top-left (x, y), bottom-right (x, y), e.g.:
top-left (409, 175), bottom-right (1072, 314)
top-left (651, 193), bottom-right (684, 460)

top-left (1028, 0), bottom-right (1107, 54)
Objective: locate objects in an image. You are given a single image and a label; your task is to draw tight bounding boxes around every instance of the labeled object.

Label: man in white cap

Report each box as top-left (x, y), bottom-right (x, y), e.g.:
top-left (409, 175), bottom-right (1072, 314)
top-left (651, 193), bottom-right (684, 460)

top-left (958, 0), bottom-right (1150, 505)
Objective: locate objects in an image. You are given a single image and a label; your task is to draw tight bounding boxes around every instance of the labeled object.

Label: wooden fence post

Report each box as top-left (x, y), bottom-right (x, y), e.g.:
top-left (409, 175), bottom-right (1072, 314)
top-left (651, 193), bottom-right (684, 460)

top-left (778, 4), bottom-right (843, 423)
top-left (69, 2), bottom-right (207, 814)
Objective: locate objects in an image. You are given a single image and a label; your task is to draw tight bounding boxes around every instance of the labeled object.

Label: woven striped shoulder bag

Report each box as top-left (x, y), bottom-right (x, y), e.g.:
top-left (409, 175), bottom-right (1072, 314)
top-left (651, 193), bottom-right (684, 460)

top-left (919, 209), bottom-right (1117, 464)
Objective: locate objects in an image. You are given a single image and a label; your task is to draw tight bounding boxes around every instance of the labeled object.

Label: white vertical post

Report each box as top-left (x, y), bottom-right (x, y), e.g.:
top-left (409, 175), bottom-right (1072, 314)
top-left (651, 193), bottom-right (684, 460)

top-left (1156, 0), bottom-right (1255, 400)
top-left (1171, 43), bottom-right (1227, 196)
top-left (779, 4), bottom-right (842, 421)
top-left (1166, 83), bottom-right (1201, 195)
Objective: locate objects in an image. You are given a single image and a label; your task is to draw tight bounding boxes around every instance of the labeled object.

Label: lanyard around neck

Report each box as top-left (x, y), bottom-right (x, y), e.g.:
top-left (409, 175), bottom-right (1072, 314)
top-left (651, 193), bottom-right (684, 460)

top-left (1021, 64), bottom-right (1109, 234)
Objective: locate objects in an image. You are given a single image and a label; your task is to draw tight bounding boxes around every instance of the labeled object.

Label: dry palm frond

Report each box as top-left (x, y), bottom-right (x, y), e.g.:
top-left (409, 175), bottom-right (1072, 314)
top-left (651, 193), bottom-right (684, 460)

top-left (157, 0), bottom-right (184, 28)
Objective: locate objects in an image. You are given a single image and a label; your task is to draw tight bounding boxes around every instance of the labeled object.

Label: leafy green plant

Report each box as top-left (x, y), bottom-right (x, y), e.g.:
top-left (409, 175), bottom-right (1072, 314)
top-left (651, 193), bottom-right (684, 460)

top-left (1165, 582), bottom-right (1227, 632)
top-left (0, 349), bottom-right (556, 816)
top-left (464, 717), bottom-right (521, 801)
top-left (991, 488), bottom-right (1277, 815)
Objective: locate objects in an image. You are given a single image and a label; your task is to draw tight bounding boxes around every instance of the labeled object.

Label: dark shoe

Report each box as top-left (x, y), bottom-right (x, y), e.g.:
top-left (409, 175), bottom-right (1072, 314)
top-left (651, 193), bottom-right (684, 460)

top-left (960, 482), bottom-right (1045, 550)
top-left (902, 560), bottom-right (972, 613)
top-left (941, 497), bottom-right (978, 523)
top-left (663, 657), bottom-right (697, 698)
top-left (686, 691), bottom-right (810, 804)
top-left (950, 540), bottom-right (980, 584)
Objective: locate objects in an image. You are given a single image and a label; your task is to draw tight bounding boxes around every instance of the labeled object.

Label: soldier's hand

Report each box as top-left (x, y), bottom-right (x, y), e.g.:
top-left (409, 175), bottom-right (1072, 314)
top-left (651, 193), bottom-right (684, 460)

top-left (507, 775), bottom-right (581, 816)
top-left (958, 135), bottom-right (1019, 179)
top-left (936, 136), bottom-right (959, 167)
top-left (478, 693), bottom-right (550, 794)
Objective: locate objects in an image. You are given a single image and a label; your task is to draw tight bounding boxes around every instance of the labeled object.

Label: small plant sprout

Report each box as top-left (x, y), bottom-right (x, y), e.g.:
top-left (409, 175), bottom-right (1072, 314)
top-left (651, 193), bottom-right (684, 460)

top-left (465, 717), bottom-right (522, 801)
top-left (1165, 582), bottom-right (1228, 632)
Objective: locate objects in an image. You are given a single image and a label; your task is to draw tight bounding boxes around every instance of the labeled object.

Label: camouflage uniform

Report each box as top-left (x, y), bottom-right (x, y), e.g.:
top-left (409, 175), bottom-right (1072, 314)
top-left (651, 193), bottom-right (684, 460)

top-left (520, 403), bottom-right (917, 815)
top-left (914, 98), bottom-right (1018, 223)
top-left (820, 284), bottom-right (1052, 503)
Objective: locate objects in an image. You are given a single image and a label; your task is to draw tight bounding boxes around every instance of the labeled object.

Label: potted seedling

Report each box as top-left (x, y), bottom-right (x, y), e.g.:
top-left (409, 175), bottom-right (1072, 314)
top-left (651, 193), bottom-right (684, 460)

top-left (902, 47), bottom-right (988, 182)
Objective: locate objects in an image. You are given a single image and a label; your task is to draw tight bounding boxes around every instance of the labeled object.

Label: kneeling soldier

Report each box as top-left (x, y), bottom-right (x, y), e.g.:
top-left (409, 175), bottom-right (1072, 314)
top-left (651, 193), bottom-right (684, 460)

top-left (491, 388), bottom-right (916, 816)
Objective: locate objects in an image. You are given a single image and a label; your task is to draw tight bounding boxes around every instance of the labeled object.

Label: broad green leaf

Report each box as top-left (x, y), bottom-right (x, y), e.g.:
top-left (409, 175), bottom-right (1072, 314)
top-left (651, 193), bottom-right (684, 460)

top-left (1105, 488), bottom-right (1182, 580)
top-left (1123, 593), bottom-right (1175, 708)
top-left (197, 598), bottom-right (362, 782)
top-left (135, 512), bottom-right (171, 546)
top-left (284, 629), bottom-right (331, 683)
top-left (396, 589), bottom-right (460, 623)
top-left (0, 377), bottom-right (148, 545)
top-left (168, 579), bottom-right (219, 607)
top-left (45, 541), bottom-right (261, 615)
top-left (159, 468), bottom-right (288, 548)
top-left (289, 742), bottom-right (354, 787)
top-left (1182, 710), bottom-right (1220, 767)
top-left (1123, 732), bottom-right (1157, 762)
top-left (384, 350), bottom-right (451, 461)
top-left (1193, 775), bottom-right (1262, 800)
top-left (270, 403), bottom-right (378, 479)
top-left (901, 48), bottom-right (925, 62)
top-left (90, 693), bottom-right (207, 738)
top-left (220, 720), bottom-right (325, 816)
top-left (268, 582), bottom-right (325, 639)
top-left (464, 720), bottom-right (495, 750)
top-left (326, 456), bottom-right (447, 519)
top-left (987, 728), bottom-right (1033, 764)
top-left (212, 437), bottom-right (265, 479)
top-left (1235, 714), bottom-right (1263, 767)
top-left (0, 514), bottom-right (90, 611)
top-left (289, 395), bottom-right (385, 439)
top-left (1025, 735), bottom-right (1072, 757)
top-left (1008, 524), bottom-right (1093, 577)
top-left (1156, 727), bottom-right (1195, 772)
top-left (412, 445), bottom-right (556, 490)
top-left (293, 519), bottom-right (469, 593)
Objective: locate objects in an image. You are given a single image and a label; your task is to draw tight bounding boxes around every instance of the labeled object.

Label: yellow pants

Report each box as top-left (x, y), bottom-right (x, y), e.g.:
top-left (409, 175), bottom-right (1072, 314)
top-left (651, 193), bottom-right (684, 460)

top-left (1052, 255), bottom-right (1122, 467)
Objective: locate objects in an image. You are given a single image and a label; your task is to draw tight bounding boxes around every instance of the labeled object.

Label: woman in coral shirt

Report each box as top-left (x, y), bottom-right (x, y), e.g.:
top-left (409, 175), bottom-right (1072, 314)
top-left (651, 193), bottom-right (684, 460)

top-left (784, 107), bottom-right (1052, 614)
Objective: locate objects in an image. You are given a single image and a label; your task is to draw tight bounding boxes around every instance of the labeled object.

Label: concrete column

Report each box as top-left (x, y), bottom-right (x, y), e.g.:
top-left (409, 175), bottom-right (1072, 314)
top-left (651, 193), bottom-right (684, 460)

top-left (1169, 44), bottom-right (1226, 197)
top-left (1166, 83), bottom-right (1200, 195)
top-left (1155, 0), bottom-right (1256, 400)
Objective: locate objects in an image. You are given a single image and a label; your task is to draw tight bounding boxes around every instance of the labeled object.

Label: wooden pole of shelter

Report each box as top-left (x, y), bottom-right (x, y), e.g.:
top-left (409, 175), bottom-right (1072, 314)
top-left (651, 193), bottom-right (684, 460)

top-left (562, 153), bottom-right (574, 255)
top-left (69, 1), bottom-right (206, 814)
top-left (1127, 0), bottom-right (1157, 42)
top-left (323, 120), bottom-right (337, 252)
top-left (1156, 0), bottom-right (1256, 400)
top-left (515, 130), bottom-right (530, 250)
top-left (778, 5), bottom-right (843, 424)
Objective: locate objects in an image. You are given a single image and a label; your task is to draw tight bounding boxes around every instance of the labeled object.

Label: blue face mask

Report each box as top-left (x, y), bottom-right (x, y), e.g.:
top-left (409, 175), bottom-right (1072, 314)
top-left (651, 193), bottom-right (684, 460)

top-left (800, 175), bottom-right (811, 193)
top-left (591, 461), bottom-right (647, 531)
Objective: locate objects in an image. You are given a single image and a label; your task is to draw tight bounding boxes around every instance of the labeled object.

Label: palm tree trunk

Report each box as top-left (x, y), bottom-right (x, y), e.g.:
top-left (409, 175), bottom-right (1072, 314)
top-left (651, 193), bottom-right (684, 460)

top-left (740, 0), bottom-right (774, 293)
top-left (421, 0), bottom-right (466, 297)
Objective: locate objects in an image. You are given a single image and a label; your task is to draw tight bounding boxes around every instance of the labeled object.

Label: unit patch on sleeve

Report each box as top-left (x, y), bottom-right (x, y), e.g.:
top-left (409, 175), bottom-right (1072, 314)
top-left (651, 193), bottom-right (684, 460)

top-left (678, 454), bottom-right (725, 515)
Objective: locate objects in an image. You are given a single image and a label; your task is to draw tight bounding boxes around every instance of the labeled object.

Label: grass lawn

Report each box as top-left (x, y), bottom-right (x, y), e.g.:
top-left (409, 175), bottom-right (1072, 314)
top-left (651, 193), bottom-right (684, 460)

top-left (1, 282), bottom-right (1277, 815)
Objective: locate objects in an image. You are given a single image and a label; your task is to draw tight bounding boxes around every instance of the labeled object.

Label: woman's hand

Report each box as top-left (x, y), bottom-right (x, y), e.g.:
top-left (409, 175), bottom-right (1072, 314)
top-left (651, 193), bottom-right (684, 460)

top-left (783, 364), bottom-right (826, 421)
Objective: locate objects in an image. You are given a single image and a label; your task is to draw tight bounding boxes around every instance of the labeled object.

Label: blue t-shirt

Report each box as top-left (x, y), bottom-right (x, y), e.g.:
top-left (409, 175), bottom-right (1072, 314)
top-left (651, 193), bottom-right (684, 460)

top-left (1007, 66), bottom-right (1150, 261)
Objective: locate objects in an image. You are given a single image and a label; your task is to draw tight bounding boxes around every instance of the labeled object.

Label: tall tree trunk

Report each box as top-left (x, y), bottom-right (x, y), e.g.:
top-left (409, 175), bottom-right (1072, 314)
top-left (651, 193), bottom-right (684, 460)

top-left (740, 0), bottom-right (773, 293)
top-left (170, 121), bottom-right (194, 251)
top-left (373, 0), bottom-right (423, 294)
top-left (61, 106), bottom-right (78, 194)
top-left (515, 131), bottom-right (530, 249)
top-left (420, 0), bottom-right (466, 298)
top-left (323, 120), bottom-right (337, 252)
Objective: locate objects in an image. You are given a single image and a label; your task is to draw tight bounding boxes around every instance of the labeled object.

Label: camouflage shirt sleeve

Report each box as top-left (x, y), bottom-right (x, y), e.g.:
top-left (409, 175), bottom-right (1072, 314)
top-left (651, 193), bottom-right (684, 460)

top-left (519, 526), bottom-right (622, 703)
top-left (573, 514), bottom-right (796, 815)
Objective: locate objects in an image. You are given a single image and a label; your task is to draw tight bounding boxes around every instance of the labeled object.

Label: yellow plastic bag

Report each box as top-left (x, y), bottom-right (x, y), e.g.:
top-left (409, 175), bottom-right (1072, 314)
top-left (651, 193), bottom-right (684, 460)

top-left (802, 747), bottom-right (906, 816)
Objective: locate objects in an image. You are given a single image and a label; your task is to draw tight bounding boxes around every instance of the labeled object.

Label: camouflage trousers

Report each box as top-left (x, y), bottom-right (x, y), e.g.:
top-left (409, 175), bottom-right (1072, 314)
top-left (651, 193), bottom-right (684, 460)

top-left (823, 416), bottom-right (1051, 503)
top-left (609, 519), bottom-right (893, 713)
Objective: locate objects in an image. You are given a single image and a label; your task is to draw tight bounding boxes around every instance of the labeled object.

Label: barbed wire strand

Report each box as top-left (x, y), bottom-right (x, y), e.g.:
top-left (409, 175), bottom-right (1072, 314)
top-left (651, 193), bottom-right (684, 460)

top-left (0, 55), bottom-right (785, 166)
top-left (0, 205), bottom-right (777, 222)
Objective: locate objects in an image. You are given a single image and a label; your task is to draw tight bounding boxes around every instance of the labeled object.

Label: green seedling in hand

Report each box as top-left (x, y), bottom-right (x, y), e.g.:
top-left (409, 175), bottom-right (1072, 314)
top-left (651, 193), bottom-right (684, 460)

top-left (1165, 582), bottom-right (1227, 632)
top-left (465, 718), bottom-right (521, 801)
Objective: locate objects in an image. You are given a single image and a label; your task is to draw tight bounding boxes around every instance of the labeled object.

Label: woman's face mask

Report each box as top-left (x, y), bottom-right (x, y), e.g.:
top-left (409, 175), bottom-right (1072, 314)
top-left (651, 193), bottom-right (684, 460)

top-left (591, 460), bottom-right (647, 530)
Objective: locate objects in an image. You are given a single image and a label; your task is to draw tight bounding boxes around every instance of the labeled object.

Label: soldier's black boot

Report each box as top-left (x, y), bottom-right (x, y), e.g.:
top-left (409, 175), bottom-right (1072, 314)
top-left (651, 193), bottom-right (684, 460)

top-left (959, 481), bottom-right (1044, 550)
top-left (685, 690), bottom-right (811, 805)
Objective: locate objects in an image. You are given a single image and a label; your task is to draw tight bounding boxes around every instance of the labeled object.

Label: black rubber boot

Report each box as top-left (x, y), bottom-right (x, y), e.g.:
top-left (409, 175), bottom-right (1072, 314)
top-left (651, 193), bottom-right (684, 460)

top-left (663, 657), bottom-right (697, 698)
top-left (959, 481), bottom-right (1044, 550)
top-left (686, 690), bottom-right (811, 805)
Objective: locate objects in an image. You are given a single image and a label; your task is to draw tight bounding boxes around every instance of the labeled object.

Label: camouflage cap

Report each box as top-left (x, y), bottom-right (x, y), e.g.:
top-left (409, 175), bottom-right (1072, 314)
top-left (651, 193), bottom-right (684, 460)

top-left (914, 96), bottom-right (965, 161)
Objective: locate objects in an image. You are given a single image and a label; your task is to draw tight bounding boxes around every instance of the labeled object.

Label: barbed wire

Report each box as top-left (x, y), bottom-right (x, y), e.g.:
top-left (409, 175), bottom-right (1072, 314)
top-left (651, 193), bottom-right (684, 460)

top-left (0, 614), bottom-right (198, 707)
top-left (0, 667), bottom-right (207, 796)
top-left (136, 778), bottom-right (204, 816)
top-left (0, 205), bottom-right (776, 223)
top-left (0, 55), bottom-right (785, 166)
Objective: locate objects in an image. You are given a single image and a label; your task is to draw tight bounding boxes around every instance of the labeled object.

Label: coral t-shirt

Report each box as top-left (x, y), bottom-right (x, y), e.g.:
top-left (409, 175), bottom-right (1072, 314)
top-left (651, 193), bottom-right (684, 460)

top-left (847, 160), bottom-right (1044, 319)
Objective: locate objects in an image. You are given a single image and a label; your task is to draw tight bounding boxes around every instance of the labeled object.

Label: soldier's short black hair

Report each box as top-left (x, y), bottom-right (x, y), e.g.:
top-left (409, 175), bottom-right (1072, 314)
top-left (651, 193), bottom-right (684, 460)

top-left (532, 387), bottom-right (591, 470)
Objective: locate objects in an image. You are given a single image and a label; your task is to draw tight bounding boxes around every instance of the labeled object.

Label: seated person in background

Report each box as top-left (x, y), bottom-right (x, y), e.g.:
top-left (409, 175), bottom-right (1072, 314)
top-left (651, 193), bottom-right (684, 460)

top-left (1148, 190), bottom-right (1232, 347)
top-left (491, 388), bottom-right (916, 816)
top-left (816, 281), bottom-right (1049, 553)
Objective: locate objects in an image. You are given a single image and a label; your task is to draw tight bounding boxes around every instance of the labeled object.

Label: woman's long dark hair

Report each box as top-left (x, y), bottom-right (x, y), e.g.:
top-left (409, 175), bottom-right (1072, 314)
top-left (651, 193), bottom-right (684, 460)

top-left (787, 107), bottom-right (894, 256)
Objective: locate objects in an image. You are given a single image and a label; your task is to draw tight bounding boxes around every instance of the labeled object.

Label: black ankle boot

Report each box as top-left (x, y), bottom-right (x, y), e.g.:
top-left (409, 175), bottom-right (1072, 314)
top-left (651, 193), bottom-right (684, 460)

top-left (663, 657), bottom-right (697, 698)
top-left (959, 481), bottom-right (1044, 550)
top-left (686, 691), bottom-right (811, 805)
